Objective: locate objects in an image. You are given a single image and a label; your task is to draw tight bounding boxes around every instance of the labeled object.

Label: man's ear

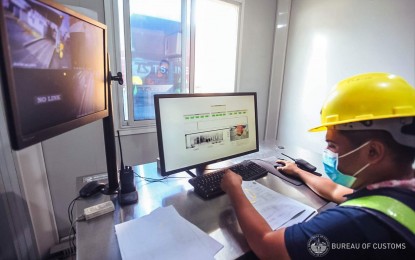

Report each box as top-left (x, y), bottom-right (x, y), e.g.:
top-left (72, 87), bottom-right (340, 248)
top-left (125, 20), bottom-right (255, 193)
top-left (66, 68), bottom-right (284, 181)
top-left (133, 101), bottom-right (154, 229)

top-left (367, 140), bottom-right (385, 164)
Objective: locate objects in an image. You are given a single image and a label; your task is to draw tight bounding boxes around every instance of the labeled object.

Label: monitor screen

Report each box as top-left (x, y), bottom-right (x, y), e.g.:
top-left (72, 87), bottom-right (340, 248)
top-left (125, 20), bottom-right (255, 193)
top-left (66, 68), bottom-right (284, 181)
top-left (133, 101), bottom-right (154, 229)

top-left (155, 92), bottom-right (259, 176)
top-left (0, 0), bottom-right (108, 150)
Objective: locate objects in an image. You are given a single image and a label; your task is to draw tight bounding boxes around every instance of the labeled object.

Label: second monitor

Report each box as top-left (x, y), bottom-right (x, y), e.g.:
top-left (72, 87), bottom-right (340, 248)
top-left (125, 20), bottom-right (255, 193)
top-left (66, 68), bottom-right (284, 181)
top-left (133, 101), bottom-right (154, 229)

top-left (154, 92), bottom-right (259, 176)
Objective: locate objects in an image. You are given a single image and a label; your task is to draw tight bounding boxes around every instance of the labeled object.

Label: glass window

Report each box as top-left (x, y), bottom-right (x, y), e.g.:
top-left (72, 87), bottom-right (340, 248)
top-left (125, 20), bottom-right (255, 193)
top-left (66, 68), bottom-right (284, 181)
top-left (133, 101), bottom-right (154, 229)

top-left (194, 0), bottom-right (239, 93)
top-left (119, 0), bottom-right (240, 127)
top-left (129, 0), bottom-right (182, 121)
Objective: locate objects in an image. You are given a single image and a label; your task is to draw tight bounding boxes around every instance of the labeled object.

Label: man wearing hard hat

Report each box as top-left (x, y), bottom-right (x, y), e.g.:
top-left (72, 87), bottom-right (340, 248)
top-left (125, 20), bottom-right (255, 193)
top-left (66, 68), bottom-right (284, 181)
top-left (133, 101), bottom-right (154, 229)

top-left (221, 72), bottom-right (415, 259)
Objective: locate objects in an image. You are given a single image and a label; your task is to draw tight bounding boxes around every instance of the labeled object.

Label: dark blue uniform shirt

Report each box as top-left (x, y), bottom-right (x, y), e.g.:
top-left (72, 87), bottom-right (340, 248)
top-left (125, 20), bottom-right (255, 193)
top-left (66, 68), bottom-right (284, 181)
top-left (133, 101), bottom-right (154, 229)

top-left (284, 187), bottom-right (415, 259)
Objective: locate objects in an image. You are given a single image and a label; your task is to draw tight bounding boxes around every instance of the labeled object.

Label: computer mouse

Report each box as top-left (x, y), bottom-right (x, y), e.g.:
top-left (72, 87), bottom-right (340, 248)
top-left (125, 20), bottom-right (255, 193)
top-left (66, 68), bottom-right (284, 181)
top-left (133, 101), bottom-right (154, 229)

top-left (273, 162), bottom-right (285, 168)
top-left (271, 162), bottom-right (303, 185)
top-left (79, 181), bottom-right (106, 198)
top-left (274, 161), bottom-right (321, 177)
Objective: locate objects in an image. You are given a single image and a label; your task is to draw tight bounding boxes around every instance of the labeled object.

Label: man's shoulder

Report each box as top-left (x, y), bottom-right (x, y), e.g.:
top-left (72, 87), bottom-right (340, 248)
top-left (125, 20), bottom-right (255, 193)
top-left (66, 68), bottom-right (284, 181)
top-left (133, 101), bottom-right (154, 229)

top-left (286, 202), bottom-right (411, 244)
top-left (285, 206), bottom-right (414, 259)
top-left (310, 205), bottom-right (371, 227)
top-left (347, 186), bottom-right (415, 209)
top-left (286, 206), bottom-right (373, 240)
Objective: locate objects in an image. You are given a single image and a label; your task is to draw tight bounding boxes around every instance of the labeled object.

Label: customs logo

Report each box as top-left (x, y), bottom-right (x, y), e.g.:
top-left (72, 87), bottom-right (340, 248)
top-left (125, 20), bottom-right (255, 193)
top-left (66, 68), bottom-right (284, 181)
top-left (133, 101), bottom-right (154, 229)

top-left (307, 234), bottom-right (330, 257)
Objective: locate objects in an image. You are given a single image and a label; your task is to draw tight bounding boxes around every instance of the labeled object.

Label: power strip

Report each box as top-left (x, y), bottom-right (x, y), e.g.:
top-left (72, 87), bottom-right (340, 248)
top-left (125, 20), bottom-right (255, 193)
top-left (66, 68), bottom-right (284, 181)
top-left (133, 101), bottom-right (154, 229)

top-left (83, 201), bottom-right (115, 220)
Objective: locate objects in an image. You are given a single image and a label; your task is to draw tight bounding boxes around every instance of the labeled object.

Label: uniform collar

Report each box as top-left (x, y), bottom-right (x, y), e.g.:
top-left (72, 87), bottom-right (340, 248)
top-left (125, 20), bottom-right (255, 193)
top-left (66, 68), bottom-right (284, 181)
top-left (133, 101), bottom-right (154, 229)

top-left (366, 178), bottom-right (415, 192)
top-left (344, 178), bottom-right (415, 200)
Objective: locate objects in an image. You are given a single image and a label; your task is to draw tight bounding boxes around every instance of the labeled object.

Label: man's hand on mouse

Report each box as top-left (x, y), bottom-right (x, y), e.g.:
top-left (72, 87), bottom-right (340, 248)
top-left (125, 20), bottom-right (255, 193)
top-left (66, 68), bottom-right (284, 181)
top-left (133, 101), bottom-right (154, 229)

top-left (276, 160), bottom-right (302, 178)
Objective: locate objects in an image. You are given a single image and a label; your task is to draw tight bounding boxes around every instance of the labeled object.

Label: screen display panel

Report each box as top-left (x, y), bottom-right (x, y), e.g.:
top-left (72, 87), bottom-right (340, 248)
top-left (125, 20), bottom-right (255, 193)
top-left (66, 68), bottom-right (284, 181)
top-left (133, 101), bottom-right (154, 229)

top-left (0, 0), bottom-right (108, 149)
top-left (155, 93), bottom-right (259, 176)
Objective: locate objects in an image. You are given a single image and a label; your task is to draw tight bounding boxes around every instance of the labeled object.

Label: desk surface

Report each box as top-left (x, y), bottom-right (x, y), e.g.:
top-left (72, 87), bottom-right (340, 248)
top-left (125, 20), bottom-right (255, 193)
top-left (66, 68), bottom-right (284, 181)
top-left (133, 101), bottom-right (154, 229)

top-left (76, 140), bottom-right (331, 260)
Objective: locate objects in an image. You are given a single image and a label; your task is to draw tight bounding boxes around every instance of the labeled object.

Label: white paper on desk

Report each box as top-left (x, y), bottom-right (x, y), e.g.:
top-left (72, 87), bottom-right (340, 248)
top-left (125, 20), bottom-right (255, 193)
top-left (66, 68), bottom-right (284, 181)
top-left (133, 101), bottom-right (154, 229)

top-left (242, 181), bottom-right (317, 230)
top-left (115, 205), bottom-right (223, 260)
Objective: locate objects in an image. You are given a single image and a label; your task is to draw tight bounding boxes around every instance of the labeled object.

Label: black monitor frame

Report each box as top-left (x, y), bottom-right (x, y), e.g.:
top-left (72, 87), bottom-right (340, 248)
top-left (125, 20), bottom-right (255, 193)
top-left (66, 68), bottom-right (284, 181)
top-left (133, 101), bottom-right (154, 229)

top-left (0, 0), bottom-right (109, 150)
top-left (154, 92), bottom-right (259, 176)
top-left (0, 0), bottom-right (119, 193)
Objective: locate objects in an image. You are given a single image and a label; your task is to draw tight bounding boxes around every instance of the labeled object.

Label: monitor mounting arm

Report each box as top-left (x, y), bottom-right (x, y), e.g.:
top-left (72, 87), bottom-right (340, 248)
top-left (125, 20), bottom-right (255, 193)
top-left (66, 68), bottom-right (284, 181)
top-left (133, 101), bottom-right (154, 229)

top-left (102, 70), bottom-right (124, 195)
top-left (109, 72), bottom-right (123, 85)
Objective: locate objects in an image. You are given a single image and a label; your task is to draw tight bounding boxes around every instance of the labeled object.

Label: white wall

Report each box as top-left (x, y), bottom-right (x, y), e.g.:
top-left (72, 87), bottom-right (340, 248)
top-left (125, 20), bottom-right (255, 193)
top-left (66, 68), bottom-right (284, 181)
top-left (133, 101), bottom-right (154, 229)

top-left (276, 0), bottom-right (415, 153)
top-left (238, 0), bottom-right (277, 139)
top-left (14, 145), bottom-right (58, 258)
top-left (0, 84), bottom-right (38, 259)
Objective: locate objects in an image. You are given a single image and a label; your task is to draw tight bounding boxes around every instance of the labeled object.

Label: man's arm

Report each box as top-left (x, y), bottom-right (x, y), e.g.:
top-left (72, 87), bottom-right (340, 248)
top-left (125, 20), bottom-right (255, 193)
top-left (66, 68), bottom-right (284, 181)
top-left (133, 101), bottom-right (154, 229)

top-left (221, 170), bottom-right (290, 260)
top-left (277, 160), bottom-right (353, 204)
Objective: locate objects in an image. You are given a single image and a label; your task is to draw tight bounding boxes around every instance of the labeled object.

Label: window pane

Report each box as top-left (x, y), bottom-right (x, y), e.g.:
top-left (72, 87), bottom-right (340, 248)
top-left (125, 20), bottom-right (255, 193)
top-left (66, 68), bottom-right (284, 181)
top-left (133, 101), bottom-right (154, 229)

top-left (194, 0), bottom-right (239, 93)
top-left (129, 0), bottom-right (182, 121)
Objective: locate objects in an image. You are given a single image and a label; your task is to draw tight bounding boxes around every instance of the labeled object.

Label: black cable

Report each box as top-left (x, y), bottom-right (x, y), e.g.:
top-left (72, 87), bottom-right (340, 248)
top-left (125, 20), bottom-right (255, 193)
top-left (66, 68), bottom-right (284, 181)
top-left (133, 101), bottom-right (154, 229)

top-left (68, 219), bottom-right (76, 255)
top-left (67, 196), bottom-right (80, 256)
top-left (67, 215), bottom-right (85, 256)
top-left (67, 196), bottom-right (80, 234)
top-left (70, 199), bottom-right (78, 230)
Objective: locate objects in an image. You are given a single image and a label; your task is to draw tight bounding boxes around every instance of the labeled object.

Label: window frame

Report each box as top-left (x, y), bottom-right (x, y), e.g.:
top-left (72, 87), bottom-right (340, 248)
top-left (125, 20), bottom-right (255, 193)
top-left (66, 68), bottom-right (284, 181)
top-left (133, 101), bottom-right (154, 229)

top-left (112, 0), bottom-right (243, 134)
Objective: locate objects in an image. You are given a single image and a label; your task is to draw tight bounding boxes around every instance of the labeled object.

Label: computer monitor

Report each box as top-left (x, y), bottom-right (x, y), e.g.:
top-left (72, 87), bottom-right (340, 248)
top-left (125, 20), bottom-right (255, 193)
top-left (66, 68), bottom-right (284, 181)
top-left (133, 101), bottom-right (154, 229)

top-left (154, 92), bottom-right (259, 176)
top-left (0, 0), bottom-right (108, 150)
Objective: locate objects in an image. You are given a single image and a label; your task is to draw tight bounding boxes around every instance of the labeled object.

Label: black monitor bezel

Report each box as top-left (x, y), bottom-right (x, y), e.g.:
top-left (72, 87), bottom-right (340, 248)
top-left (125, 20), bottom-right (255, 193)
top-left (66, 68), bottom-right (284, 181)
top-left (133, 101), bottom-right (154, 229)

top-left (154, 92), bottom-right (259, 176)
top-left (0, 0), bottom-right (109, 150)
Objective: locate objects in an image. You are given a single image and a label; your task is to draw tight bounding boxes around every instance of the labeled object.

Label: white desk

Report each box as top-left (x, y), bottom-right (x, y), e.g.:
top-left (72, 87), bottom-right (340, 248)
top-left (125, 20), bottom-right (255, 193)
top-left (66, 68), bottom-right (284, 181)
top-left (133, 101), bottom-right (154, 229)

top-left (76, 140), bottom-right (331, 259)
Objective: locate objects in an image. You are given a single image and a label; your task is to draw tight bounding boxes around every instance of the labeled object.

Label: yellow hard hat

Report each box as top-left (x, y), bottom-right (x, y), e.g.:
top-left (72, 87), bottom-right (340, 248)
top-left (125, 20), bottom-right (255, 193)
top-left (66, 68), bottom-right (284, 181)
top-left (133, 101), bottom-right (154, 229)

top-left (309, 72), bottom-right (415, 132)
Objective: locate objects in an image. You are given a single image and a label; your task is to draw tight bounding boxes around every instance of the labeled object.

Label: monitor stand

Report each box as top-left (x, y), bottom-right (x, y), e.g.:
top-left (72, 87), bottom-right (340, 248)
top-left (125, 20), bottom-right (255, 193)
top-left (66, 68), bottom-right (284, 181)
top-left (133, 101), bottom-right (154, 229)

top-left (185, 161), bottom-right (234, 177)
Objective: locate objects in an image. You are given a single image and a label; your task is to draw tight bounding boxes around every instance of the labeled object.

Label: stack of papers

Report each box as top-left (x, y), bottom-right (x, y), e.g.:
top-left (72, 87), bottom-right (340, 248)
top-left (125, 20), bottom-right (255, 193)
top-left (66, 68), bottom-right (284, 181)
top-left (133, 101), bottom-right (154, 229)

top-left (242, 181), bottom-right (317, 229)
top-left (115, 182), bottom-right (316, 259)
top-left (115, 206), bottom-right (223, 260)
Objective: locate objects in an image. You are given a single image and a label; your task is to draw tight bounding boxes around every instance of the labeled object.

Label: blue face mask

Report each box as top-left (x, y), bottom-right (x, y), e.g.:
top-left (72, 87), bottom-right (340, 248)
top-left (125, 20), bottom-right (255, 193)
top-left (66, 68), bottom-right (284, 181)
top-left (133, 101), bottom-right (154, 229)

top-left (322, 141), bottom-right (371, 188)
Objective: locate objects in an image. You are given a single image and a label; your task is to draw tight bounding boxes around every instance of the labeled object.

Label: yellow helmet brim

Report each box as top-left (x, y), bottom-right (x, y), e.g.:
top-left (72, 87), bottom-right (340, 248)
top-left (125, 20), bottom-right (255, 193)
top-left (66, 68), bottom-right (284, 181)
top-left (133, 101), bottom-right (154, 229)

top-left (310, 72), bottom-right (415, 132)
